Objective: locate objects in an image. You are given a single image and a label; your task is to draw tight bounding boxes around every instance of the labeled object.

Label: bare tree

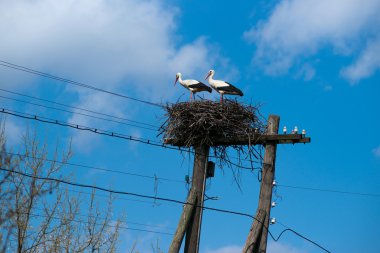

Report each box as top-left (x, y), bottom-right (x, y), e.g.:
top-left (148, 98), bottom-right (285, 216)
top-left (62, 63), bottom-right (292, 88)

top-left (0, 127), bottom-right (18, 253)
top-left (0, 125), bottom-right (124, 253)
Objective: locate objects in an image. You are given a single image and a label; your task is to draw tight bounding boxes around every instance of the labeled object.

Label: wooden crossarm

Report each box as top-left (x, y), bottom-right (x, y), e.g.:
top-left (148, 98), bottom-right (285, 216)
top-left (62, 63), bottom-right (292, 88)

top-left (164, 134), bottom-right (311, 147)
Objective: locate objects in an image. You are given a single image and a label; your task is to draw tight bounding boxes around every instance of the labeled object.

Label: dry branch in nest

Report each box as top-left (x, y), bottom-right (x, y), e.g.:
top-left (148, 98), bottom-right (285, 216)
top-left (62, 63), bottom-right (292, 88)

top-left (159, 100), bottom-right (266, 187)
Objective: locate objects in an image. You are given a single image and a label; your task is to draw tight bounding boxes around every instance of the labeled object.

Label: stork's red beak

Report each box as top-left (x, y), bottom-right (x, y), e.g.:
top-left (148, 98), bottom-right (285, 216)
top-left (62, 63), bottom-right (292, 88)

top-left (174, 76), bottom-right (179, 86)
top-left (204, 72), bottom-right (211, 80)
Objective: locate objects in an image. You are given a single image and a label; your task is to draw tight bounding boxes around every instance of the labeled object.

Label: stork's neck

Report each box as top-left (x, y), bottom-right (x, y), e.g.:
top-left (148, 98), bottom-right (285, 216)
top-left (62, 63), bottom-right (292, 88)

top-left (177, 75), bottom-right (184, 84)
top-left (207, 72), bottom-right (215, 82)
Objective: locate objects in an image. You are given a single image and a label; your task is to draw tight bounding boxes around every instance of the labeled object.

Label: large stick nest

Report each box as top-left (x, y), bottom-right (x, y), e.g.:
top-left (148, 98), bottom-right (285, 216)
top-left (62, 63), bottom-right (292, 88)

top-left (159, 99), bottom-right (266, 187)
top-left (160, 100), bottom-right (265, 147)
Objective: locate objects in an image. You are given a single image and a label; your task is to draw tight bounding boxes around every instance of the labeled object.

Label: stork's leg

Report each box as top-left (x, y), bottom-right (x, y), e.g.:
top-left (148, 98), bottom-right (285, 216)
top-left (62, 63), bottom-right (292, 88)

top-left (190, 92), bottom-right (193, 101)
top-left (220, 94), bottom-right (224, 104)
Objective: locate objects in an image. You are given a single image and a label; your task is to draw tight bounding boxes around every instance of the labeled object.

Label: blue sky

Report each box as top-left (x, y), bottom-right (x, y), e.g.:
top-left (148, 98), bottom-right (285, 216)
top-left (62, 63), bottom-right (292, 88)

top-left (1, 0), bottom-right (380, 252)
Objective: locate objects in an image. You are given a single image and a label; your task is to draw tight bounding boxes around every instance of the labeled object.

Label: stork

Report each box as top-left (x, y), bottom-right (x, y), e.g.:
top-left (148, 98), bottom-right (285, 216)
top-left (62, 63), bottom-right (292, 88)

top-left (174, 73), bottom-right (212, 101)
top-left (204, 69), bottom-right (243, 103)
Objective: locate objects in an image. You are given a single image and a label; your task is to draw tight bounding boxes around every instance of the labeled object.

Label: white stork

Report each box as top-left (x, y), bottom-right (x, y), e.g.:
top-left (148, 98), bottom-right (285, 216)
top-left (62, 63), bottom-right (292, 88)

top-left (174, 73), bottom-right (212, 101)
top-left (204, 69), bottom-right (243, 103)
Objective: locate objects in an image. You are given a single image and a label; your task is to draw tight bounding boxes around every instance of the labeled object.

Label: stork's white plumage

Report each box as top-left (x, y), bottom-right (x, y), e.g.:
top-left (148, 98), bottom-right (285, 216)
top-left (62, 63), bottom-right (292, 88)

top-left (204, 69), bottom-right (243, 103)
top-left (174, 73), bottom-right (212, 101)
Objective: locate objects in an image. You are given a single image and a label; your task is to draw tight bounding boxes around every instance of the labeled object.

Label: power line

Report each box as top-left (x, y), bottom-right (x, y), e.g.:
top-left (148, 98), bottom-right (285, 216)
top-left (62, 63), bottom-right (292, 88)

top-left (4, 151), bottom-right (184, 184)
top-left (0, 94), bottom-right (158, 131)
top-left (0, 166), bottom-right (253, 218)
top-left (276, 221), bottom-right (330, 253)
top-left (0, 62), bottom-right (264, 168)
top-left (272, 228), bottom-right (330, 253)
top-left (31, 206), bottom-right (175, 231)
top-left (26, 213), bottom-right (174, 236)
top-left (65, 187), bottom-right (164, 206)
top-left (0, 60), bottom-right (163, 108)
top-left (0, 107), bottom-right (166, 146)
top-left (0, 87), bottom-right (158, 128)
top-left (0, 107), bottom-right (261, 170)
top-left (1, 167), bottom-right (330, 252)
top-left (278, 184), bottom-right (380, 198)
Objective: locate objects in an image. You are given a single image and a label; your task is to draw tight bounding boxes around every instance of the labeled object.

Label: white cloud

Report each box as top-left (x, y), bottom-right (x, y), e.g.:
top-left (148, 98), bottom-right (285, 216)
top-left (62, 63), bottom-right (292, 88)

top-left (203, 242), bottom-right (306, 253)
top-left (268, 241), bottom-right (307, 253)
top-left (0, 0), bottom-right (235, 151)
top-left (245, 0), bottom-right (380, 82)
top-left (0, 0), bottom-right (231, 97)
top-left (204, 245), bottom-right (241, 253)
top-left (295, 63), bottom-right (315, 81)
top-left (373, 146), bottom-right (380, 158)
top-left (341, 36), bottom-right (380, 84)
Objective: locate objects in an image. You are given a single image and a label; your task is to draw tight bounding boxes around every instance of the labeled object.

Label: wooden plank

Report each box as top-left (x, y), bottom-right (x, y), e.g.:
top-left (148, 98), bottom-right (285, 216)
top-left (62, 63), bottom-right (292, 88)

top-left (242, 209), bottom-right (266, 253)
top-left (164, 134), bottom-right (310, 147)
top-left (169, 189), bottom-right (197, 253)
top-left (184, 145), bottom-right (210, 253)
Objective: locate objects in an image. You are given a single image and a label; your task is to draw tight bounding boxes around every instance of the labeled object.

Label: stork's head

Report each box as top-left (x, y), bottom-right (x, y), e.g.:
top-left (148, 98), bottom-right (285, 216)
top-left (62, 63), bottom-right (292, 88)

top-left (205, 69), bottom-right (215, 80)
top-left (174, 73), bottom-right (181, 86)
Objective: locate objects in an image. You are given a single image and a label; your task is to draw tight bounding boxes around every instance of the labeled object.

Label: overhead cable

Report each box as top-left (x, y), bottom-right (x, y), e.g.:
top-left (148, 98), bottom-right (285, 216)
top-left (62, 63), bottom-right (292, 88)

top-left (27, 213), bottom-right (173, 236)
top-left (4, 151), bottom-right (184, 184)
top-left (1, 166), bottom-right (330, 252)
top-left (0, 108), bottom-right (261, 170)
top-left (0, 94), bottom-right (158, 131)
top-left (0, 87), bottom-right (158, 128)
top-left (0, 60), bottom-right (163, 108)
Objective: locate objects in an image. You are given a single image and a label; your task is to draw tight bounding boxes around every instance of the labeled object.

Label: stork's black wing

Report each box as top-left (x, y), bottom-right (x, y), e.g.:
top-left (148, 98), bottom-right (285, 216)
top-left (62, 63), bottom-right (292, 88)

top-left (219, 82), bottom-right (244, 96)
top-left (188, 82), bottom-right (212, 93)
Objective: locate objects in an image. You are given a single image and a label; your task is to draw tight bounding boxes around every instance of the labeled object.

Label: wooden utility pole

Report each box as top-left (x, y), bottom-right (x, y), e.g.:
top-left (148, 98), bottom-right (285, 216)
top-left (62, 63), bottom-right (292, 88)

top-left (242, 209), bottom-right (266, 253)
top-left (258, 115), bottom-right (278, 252)
top-left (165, 115), bottom-right (310, 253)
top-left (167, 144), bottom-right (210, 253)
top-left (184, 145), bottom-right (209, 253)
top-left (243, 115), bottom-right (279, 253)
top-left (169, 189), bottom-right (197, 253)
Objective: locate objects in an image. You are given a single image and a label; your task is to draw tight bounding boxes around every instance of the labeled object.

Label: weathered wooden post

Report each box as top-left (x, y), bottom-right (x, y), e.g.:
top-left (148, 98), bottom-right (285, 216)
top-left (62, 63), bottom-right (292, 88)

top-left (184, 145), bottom-right (209, 253)
top-left (243, 115), bottom-right (279, 253)
top-left (169, 189), bottom-right (197, 253)
top-left (163, 101), bottom-right (310, 253)
top-left (168, 145), bottom-right (209, 253)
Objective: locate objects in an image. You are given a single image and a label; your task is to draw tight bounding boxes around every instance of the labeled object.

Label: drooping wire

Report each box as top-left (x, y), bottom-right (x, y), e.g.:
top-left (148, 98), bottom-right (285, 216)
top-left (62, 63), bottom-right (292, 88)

top-left (0, 166), bottom-right (331, 252)
top-left (0, 60), bottom-right (163, 108)
top-left (0, 107), bottom-right (167, 146)
top-left (0, 166), bottom-right (257, 218)
top-left (0, 87), bottom-right (158, 128)
top-left (24, 212), bottom-right (174, 236)
top-left (271, 227), bottom-right (331, 253)
top-left (276, 220), bottom-right (330, 252)
top-left (0, 107), bottom-right (261, 170)
top-left (0, 94), bottom-right (158, 131)
top-left (4, 150), bottom-right (184, 184)
top-left (65, 187), bottom-right (163, 206)
top-left (31, 206), bottom-right (176, 231)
